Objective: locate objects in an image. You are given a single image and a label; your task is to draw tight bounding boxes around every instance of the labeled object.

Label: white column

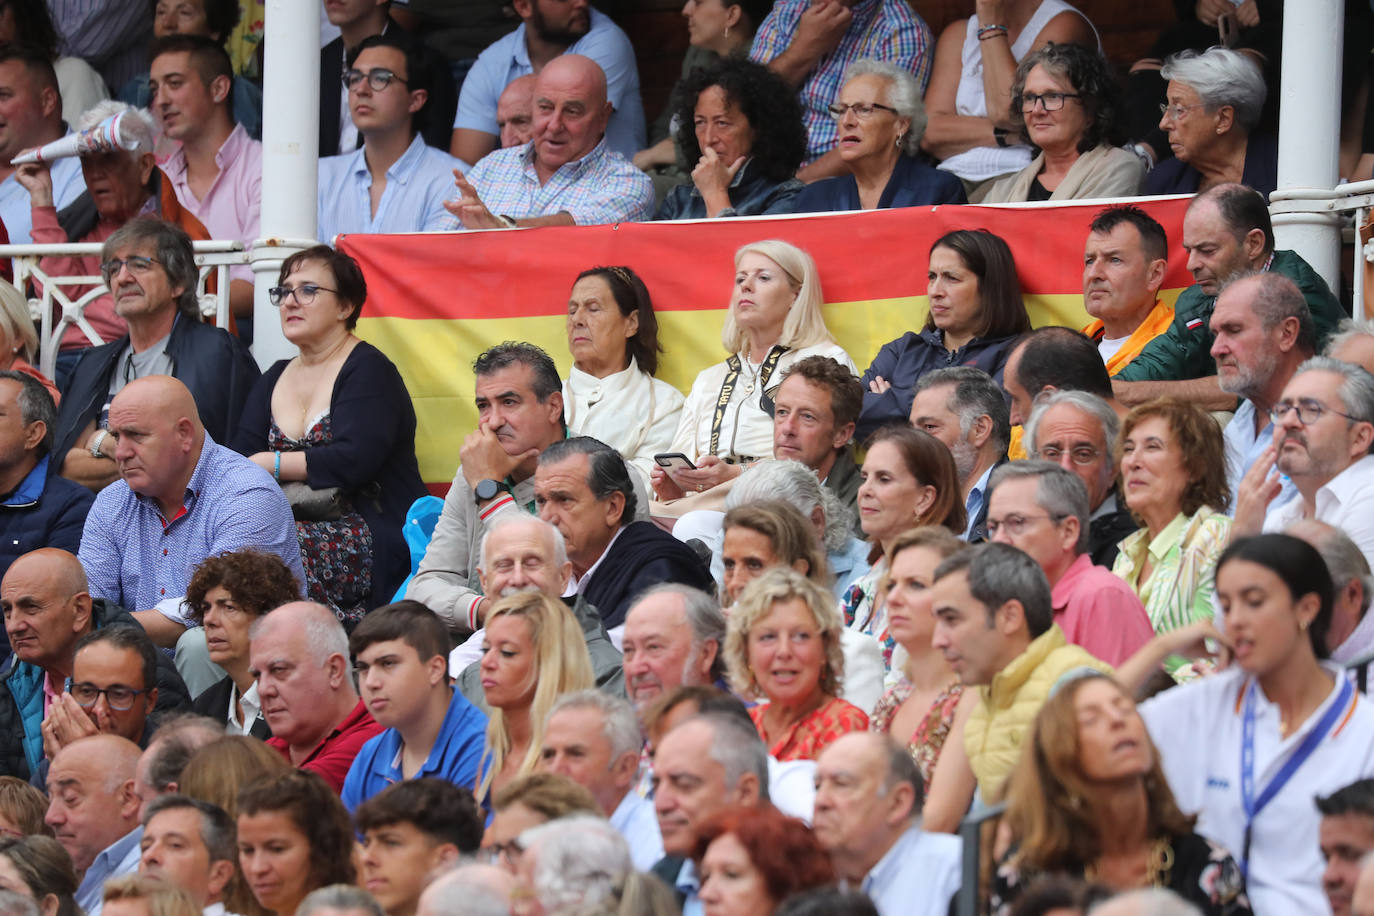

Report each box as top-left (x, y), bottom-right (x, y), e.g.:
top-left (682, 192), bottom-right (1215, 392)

top-left (1271, 0), bottom-right (1343, 290)
top-left (250, 0), bottom-right (321, 366)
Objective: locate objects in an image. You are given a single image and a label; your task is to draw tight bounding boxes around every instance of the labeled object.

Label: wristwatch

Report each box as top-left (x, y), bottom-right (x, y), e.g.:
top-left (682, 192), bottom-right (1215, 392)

top-left (474, 479), bottom-right (508, 504)
top-left (89, 429), bottom-right (111, 459)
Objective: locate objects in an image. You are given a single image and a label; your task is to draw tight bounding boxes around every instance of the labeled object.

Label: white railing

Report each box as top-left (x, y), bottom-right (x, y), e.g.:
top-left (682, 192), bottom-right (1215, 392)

top-left (1270, 183), bottom-right (1372, 322)
top-left (0, 240), bottom-right (247, 378)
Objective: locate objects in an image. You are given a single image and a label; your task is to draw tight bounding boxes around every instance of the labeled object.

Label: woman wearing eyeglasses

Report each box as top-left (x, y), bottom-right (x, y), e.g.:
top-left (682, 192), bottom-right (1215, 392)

top-left (793, 60), bottom-right (966, 213)
top-left (978, 42), bottom-right (1144, 203)
top-left (231, 244), bottom-right (426, 626)
top-left (653, 56), bottom-right (806, 220)
top-left (1111, 399), bottom-right (1232, 642)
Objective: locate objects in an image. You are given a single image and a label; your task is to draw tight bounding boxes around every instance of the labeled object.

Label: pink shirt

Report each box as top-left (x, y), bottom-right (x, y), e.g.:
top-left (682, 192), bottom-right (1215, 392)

top-left (163, 124), bottom-right (261, 285)
top-left (1051, 553), bottom-right (1154, 666)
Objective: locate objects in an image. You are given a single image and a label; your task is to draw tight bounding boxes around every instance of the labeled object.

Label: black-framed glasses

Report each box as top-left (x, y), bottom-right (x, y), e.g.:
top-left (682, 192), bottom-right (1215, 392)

top-left (1017, 91), bottom-right (1081, 113)
top-left (1269, 398), bottom-right (1365, 426)
top-left (986, 513), bottom-right (1065, 539)
top-left (66, 679), bottom-right (148, 711)
top-left (268, 284), bottom-right (337, 307)
top-left (100, 256), bottom-right (162, 283)
top-left (342, 68), bottom-right (408, 92)
top-left (826, 101), bottom-right (899, 121)
top-left (1036, 445), bottom-right (1102, 466)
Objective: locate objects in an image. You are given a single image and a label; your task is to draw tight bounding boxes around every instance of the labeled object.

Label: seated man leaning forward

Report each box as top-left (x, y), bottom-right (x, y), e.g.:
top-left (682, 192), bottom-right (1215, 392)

top-left (77, 376), bottom-right (304, 650)
top-left (445, 54), bottom-right (653, 230)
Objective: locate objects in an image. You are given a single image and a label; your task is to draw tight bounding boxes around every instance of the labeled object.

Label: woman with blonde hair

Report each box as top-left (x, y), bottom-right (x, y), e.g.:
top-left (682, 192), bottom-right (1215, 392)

top-left (101, 875), bottom-right (200, 916)
top-left (0, 778), bottom-right (50, 838)
top-left (725, 567), bottom-right (867, 760)
top-left (0, 281), bottom-right (56, 404)
top-left (652, 240), bottom-right (855, 500)
top-left (476, 591), bottom-right (596, 802)
top-left (991, 672), bottom-right (1249, 915)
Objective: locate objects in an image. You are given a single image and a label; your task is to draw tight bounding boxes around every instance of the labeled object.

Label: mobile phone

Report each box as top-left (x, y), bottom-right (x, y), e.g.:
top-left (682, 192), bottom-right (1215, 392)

top-left (654, 452), bottom-right (698, 473)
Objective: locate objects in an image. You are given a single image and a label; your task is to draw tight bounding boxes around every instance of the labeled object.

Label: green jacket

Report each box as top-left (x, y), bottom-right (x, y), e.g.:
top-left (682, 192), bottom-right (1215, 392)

top-left (1115, 250), bottom-right (1345, 382)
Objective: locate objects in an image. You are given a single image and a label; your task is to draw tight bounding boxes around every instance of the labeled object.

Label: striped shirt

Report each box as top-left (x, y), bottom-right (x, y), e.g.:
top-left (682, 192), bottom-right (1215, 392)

top-left (1112, 508), bottom-right (1232, 636)
top-left (749, 0), bottom-right (933, 162)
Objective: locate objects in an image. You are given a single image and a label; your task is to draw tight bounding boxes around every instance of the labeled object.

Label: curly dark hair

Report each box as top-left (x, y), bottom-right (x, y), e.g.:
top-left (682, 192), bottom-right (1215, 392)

top-left (671, 56), bottom-right (806, 184)
top-left (237, 770), bottom-right (356, 889)
top-left (1009, 42), bottom-right (1122, 153)
top-left (184, 549), bottom-right (301, 626)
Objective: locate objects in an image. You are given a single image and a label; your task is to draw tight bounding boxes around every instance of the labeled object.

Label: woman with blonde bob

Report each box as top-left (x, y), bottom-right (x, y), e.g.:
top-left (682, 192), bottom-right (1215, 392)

top-left (476, 591), bottom-right (596, 802)
top-left (725, 567), bottom-right (867, 760)
top-left (991, 672), bottom-right (1249, 915)
top-left (652, 240), bottom-right (855, 500)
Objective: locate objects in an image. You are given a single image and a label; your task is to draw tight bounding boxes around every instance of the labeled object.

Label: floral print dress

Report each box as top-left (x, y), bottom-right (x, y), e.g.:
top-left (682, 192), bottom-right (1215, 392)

top-left (869, 676), bottom-right (964, 794)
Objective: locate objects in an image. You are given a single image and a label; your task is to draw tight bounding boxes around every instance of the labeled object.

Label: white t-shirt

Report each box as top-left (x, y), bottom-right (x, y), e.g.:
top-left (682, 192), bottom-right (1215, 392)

top-left (1097, 335), bottom-right (1129, 366)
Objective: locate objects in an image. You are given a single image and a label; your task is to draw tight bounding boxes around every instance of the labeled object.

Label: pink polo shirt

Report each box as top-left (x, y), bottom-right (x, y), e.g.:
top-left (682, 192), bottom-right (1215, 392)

top-left (1051, 553), bottom-right (1155, 666)
top-left (163, 124), bottom-right (261, 285)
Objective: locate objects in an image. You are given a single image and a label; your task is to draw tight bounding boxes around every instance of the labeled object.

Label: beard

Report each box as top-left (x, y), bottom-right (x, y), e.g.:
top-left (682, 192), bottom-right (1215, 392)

top-left (529, 4), bottom-right (589, 44)
top-left (950, 437), bottom-right (978, 483)
top-left (1217, 353), bottom-right (1277, 401)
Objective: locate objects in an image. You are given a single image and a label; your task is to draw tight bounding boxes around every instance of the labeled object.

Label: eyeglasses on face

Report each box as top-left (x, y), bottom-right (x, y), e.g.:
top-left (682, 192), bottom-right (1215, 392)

top-left (66, 680), bottom-right (148, 711)
top-left (1036, 445), bottom-right (1102, 466)
top-left (1018, 91), bottom-right (1081, 112)
top-left (1158, 102), bottom-right (1207, 122)
top-left (986, 513), bottom-right (1065, 539)
top-left (1269, 398), bottom-right (1364, 426)
top-left (343, 68), bottom-right (409, 92)
top-left (268, 284), bottom-right (337, 307)
top-left (826, 101), bottom-right (899, 121)
top-left (100, 255), bottom-right (162, 283)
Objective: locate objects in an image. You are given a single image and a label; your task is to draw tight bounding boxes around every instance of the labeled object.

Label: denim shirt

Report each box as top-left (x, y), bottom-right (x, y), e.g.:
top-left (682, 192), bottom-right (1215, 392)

top-left (655, 158), bottom-right (803, 220)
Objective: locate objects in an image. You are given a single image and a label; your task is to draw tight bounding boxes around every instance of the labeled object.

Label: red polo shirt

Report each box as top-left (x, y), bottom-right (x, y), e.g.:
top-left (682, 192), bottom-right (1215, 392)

top-left (268, 698), bottom-right (383, 792)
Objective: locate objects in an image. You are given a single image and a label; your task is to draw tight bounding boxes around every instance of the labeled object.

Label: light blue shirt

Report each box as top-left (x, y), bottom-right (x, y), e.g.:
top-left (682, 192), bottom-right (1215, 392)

top-left (829, 536), bottom-right (871, 601)
top-left (963, 462), bottom-right (995, 540)
top-left (453, 8), bottom-right (645, 157)
top-left (75, 826), bottom-right (142, 916)
top-left (317, 133), bottom-right (463, 242)
top-left (0, 153), bottom-right (85, 243)
top-left (857, 824), bottom-right (962, 916)
top-left (1223, 399), bottom-right (1297, 516)
top-left (609, 790), bottom-right (663, 871)
top-left (674, 859), bottom-right (702, 916)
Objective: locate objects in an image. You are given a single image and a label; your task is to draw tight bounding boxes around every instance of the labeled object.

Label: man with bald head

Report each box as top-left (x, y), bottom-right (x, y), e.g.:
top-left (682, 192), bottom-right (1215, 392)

top-left (446, 54), bottom-right (652, 229)
top-left (77, 375), bottom-right (302, 653)
top-left (417, 863), bottom-right (514, 916)
top-left (812, 732), bottom-right (961, 916)
top-left (250, 602), bottom-right (382, 793)
top-left (497, 75), bottom-right (537, 149)
top-left (45, 734), bottom-right (144, 916)
top-left (0, 549), bottom-right (189, 781)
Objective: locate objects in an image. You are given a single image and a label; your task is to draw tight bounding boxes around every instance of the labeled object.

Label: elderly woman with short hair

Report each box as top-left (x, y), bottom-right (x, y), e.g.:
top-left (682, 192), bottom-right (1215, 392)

top-left (978, 42), bottom-right (1144, 203)
top-left (1145, 46), bottom-right (1274, 196)
top-left (795, 60), bottom-right (966, 212)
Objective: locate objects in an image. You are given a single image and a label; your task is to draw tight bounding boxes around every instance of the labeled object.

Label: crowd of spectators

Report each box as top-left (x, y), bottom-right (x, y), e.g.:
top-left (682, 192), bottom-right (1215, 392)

top-left (0, 2), bottom-right (1373, 916)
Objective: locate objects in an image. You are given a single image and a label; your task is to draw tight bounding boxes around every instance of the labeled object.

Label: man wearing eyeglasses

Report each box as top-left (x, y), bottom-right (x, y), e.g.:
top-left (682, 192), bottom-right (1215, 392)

top-left (1235, 357), bottom-right (1374, 573)
top-left (984, 461), bottom-right (1152, 667)
top-left (316, 33), bottom-right (465, 243)
top-left (45, 625), bottom-right (161, 755)
top-left (51, 218), bottom-right (259, 495)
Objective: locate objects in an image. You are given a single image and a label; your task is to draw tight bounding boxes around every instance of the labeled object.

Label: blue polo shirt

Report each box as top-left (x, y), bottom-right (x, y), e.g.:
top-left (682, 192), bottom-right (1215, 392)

top-left (341, 686), bottom-right (488, 812)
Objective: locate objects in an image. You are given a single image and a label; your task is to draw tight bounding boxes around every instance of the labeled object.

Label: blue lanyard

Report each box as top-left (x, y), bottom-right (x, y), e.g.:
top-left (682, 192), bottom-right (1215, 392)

top-left (1238, 674), bottom-right (1354, 874)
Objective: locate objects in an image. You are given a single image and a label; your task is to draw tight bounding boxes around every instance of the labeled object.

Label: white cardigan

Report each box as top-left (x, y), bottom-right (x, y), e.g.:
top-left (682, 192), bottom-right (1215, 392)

top-left (563, 357), bottom-right (686, 483)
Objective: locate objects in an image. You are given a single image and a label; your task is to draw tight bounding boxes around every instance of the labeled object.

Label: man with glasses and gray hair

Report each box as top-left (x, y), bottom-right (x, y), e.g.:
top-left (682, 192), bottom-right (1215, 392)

top-left (985, 461), bottom-right (1152, 665)
top-left (1235, 357), bottom-right (1374, 572)
top-left (51, 218), bottom-right (258, 495)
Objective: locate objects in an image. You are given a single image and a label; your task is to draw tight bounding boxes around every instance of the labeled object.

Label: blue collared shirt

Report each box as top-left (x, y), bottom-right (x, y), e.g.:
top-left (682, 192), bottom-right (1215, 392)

top-left (340, 686), bottom-right (489, 812)
top-left (609, 790), bottom-right (663, 871)
top-left (453, 8), bottom-right (644, 157)
top-left (963, 463), bottom-right (995, 540)
top-left (857, 824), bottom-right (962, 916)
top-left (0, 152), bottom-right (85, 243)
top-left (674, 859), bottom-right (702, 916)
top-left (75, 826), bottom-right (142, 916)
top-left (317, 133), bottom-right (463, 242)
top-left (78, 435), bottom-right (304, 626)
top-left (829, 536), bottom-right (872, 601)
top-left (455, 139), bottom-right (653, 228)
top-left (1223, 399), bottom-right (1297, 516)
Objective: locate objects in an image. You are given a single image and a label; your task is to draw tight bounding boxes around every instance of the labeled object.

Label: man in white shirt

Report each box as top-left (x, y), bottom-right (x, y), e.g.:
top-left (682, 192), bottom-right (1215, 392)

top-left (813, 732), bottom-right (960, 916)
top-left (538, 689), bottom-right (662, 870)
top-left (910, 366), bottom-right (1008, 541)
top-left (1237, 358), bottom-right (1374, 572)
top-left (138, 795), bottom-right (238, 916)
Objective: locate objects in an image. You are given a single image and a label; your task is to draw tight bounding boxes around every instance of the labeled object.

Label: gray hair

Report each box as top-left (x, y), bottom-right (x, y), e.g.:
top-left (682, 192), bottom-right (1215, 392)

top-left (76, 100), bottom-right (155, 155)
top-left (420, 865), bottom-right (510, 916)
top-left (728, 459), bottom-right (848, 553)
top-left (142, 794), bottom-right (237, 864)
top-left (695, 711), bottom-right (770, 802)
top-left (0, 371), bottom-right (55, 456)
top-left (0, 889), bottom-right (38, 916)
top-left (520, 816), bottom-right (631, 914)
top-left (841, 58), bottom-right (926, 155)
top-left (1293, 356), bottom-right (1374, 427)
top-left (933, 542), bottom-right (1055, 637)
top-left (251, 603), bottom-right (349, 668)
top-left (539, 437), bottom-right (637, 523)
top-left (1289, 520), bottom-right (1374, 618)
top-left (0, 282), bottom-right (37, 364)
top-left (988, 460), bottom-right (1090, 554)
top-left (1221, 271), bottom-right (1315, 357)
top-left (296, 885), bottom-right (385, 916)
top-left (1160, 47), bottom-right (1267, 131)
top-left (101, 219), bottom-right (202, 319)
top-left (477, 513), bottom-right (568, 573)
top-left (1089, 888), bottom-right (1203, 916)
top-left (1326, 318), bottom-right (1374, 357)
top-left (626, 583), bottom-right (727, 683)
top-left (547, 689), bottom-right (642, 760)
top-left (1025, 389), bottom-right (1120, 457)
top-left (915, 366), bottom-right (1011, 454)
top-left (877, 735), bottom-right (923, 815)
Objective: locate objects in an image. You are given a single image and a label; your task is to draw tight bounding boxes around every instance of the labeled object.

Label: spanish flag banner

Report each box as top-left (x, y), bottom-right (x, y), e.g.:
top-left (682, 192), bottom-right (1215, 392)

top-left (339, 196), bottom-right (1193, 488)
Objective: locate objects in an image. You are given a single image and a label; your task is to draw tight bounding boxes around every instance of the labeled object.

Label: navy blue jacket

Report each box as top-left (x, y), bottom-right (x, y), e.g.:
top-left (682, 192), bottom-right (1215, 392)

top-left (794, 154), bottom-right (967, 212)
top-left (582, 520), bottom-right (715, 629)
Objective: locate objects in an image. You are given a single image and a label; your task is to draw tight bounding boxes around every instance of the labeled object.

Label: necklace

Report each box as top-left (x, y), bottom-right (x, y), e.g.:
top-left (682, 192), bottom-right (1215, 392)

top-left (1085, 836), bottom-right (1175, 888)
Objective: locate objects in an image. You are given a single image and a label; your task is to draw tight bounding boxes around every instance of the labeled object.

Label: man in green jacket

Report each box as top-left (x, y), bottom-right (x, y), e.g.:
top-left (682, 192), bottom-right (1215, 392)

top-left (1114, 183), bottom-right (1344, 409)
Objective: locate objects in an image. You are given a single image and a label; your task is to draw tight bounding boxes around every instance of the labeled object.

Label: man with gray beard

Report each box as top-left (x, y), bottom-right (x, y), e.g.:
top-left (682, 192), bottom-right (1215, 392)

top-left (909, 367), bottom-right (1009, 541)
top-left (1210, 271), bottom-right (1316, 514)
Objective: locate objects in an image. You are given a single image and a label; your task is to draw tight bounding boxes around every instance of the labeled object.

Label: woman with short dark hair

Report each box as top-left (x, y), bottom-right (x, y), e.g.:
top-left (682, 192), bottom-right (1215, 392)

top-left (232, 245), bottom-right (426, 624)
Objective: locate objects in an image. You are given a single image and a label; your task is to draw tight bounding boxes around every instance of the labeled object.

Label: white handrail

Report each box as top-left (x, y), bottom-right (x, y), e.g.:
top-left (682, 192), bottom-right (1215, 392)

top-left (0, 241), bottom-right (247, 377)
